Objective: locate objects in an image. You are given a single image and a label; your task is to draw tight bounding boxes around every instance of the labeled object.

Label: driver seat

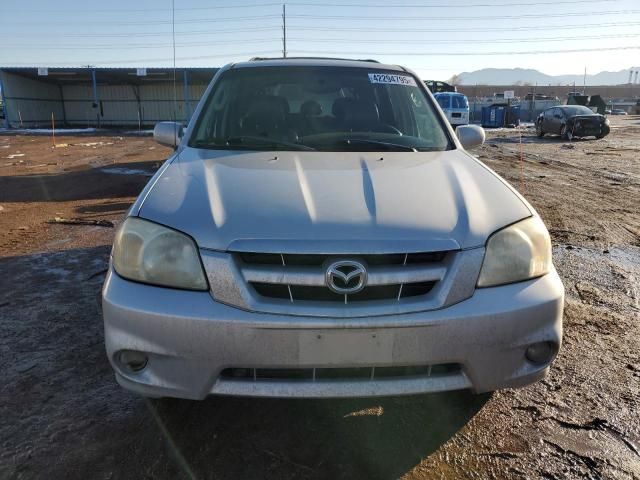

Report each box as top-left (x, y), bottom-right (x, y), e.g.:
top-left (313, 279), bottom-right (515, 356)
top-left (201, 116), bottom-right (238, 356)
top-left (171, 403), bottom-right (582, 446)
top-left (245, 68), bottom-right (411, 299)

top-left (332, 98), bottom-right (380, 132)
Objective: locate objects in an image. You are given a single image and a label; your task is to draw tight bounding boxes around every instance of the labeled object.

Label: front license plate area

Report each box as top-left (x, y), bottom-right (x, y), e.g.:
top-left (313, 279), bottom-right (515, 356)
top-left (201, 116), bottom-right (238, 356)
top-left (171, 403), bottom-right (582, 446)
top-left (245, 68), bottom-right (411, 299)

top-left (298, 330), bottom-right (394, 365)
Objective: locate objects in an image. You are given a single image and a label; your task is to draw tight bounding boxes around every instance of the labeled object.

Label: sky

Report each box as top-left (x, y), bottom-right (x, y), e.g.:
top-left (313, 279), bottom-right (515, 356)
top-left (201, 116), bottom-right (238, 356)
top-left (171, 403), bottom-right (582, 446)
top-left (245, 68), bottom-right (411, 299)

top-left (2, 0), bottom-right (639, 80)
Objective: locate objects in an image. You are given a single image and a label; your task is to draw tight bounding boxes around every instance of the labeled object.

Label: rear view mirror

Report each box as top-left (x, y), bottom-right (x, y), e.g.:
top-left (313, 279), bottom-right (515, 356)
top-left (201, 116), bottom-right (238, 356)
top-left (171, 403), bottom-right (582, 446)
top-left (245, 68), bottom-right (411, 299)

top-left (456, 125), bottom-right (485, 150)
top-left (153, 122), bottom-right (183, 149)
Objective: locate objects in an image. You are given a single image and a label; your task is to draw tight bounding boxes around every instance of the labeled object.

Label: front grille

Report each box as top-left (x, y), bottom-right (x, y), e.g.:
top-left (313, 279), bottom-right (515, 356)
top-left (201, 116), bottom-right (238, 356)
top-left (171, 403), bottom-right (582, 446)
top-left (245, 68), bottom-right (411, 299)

top-left (201, 247), bottom-right (484, 317)
top-left (251, 282), bottom-right (436, 302)
top-left (220, 364), bottom-right (461, 381)
top-left (237, 251), bottom-right (448, 305)
top-left (238, 252), bottom-right (446, 266)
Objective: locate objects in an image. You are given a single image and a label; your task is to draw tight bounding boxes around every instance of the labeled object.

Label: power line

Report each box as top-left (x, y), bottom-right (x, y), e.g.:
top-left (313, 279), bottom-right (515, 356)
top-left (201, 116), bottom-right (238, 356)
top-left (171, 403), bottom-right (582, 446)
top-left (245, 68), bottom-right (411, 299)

top-left (10, 15), bottom-right (281, 26)
top-left (5, 21), bottom-right (638, 37)
top-left (0, 0), bottom-right (619, 12)
top-left (7, 33), bottom-right (640, 50)
top-left (290, 0), bottom-right (619, 7)
top-left (289, 9), bottom-right (640, 21)
top-left (1, 27), bottom-right (283, 38)
top-left (9, 9), bottom-right (638, 26)
top-left (7, 39), bottom-right (283, 50)
top-left (7, 44), bottom-right (638, 67)
top-left (290, 45), bottom-right (640, 56)
top-left (287, 33), bottom-right (640, 45)
top-left (1, 2), bottom-right (283, 12)
top-left (286, 21), bottom-right (640, 33)
top-left (2, 51), bottom-right (281, 67)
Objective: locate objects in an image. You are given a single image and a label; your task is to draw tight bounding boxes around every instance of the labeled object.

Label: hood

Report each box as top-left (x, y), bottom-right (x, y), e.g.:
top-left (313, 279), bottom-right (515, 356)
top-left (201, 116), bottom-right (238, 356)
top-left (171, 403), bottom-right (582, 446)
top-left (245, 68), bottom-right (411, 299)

top-left (137, 148), bottom-right (531, 253)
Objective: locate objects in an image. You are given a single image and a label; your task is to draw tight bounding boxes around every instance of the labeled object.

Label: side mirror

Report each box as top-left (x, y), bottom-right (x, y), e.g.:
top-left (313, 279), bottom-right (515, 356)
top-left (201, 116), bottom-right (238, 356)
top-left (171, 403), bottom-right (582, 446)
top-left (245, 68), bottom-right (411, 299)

top-left (456, 125), bottom-right (485, 150)
top-left (153, 121), bottom-right (183, 149)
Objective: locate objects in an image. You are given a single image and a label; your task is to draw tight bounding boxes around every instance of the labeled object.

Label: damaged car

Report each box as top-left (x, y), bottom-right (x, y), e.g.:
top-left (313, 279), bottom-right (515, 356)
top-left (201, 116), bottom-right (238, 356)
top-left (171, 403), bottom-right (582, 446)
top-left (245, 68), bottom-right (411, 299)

top-left (103, 57), bottom-right (564, 400)
top-left (536, 105), bottom-right (610, 140)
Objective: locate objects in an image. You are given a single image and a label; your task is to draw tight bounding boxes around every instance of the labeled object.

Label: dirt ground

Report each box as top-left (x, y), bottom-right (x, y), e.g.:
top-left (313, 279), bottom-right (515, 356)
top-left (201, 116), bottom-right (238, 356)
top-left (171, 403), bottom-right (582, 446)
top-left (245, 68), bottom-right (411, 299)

top-left (1, 118), bottom-right (639, 479)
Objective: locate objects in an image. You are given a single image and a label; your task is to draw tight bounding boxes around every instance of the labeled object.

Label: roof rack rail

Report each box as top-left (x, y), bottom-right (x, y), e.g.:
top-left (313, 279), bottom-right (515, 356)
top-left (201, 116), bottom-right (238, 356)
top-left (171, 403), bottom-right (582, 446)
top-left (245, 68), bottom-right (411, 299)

top-left (248, 56), bottom-right (380, 63)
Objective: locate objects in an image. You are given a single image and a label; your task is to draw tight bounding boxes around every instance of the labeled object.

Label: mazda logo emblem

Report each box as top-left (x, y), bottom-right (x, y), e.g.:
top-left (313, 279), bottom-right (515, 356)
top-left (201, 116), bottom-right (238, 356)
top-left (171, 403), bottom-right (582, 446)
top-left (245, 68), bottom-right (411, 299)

top-left (325, 260), bottom-right (367, 295)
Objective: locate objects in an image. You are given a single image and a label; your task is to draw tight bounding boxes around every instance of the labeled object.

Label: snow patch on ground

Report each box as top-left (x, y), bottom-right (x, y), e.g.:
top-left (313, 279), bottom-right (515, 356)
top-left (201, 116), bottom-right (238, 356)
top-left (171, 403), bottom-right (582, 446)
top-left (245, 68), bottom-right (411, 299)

top-left (6, 128), bottom-right (100, 134)
top-left (100, 167), bottom-right (153, 176)
top-left (121, 130), bottom-right (154, 136)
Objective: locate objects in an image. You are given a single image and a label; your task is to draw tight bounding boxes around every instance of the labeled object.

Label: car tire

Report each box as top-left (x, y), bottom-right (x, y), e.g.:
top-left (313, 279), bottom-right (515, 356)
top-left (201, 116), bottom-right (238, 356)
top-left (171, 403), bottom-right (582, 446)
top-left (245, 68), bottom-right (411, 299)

top-left (560, 124), bottom-right (572, 141)
top-left (536, 123), bottom-right (544, 137)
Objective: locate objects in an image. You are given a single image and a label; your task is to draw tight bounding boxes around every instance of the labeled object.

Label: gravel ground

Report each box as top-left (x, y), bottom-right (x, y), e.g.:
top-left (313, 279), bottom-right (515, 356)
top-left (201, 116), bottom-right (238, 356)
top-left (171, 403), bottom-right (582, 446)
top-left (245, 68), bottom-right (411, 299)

top-left (1, 118), bottom-right (639, 479)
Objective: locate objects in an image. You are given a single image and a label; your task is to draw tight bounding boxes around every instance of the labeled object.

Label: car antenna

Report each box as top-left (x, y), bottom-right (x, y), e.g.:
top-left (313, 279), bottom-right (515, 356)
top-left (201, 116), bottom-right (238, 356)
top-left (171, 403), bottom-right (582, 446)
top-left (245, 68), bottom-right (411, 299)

top-left (171, 0), bottom-right (178, 148)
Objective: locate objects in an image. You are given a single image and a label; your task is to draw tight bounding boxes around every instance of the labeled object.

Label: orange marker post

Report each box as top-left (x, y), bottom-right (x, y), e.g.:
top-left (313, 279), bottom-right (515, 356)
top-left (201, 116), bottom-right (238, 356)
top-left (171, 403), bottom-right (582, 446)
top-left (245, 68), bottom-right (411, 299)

top-left (51, 112), bottom-right (56, 147)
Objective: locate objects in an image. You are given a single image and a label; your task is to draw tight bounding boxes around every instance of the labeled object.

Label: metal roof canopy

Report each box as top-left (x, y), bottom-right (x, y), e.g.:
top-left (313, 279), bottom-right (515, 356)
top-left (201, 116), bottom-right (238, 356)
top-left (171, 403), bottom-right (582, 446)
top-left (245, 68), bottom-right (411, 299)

top-left (0, 67), bottom-right (218, 86)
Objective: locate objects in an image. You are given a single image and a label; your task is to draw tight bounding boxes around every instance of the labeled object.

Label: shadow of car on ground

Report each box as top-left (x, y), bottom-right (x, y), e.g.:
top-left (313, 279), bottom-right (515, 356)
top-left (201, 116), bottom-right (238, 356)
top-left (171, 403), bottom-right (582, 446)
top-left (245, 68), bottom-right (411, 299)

top-left (0, 246), bottom-right (491, 480)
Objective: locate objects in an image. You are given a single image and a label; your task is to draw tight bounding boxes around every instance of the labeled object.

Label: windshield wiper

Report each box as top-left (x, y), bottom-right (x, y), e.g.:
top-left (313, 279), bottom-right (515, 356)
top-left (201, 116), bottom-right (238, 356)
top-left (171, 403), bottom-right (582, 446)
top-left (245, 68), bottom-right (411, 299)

top-left (223, 136), bottom-right (316, 151)
top-left (335, 138), bottom-right (418, 152)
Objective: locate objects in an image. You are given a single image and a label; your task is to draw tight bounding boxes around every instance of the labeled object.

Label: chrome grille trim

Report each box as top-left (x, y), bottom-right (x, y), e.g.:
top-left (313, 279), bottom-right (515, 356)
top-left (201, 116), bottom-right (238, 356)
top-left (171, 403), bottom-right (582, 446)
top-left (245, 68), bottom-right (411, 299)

top-left (200, 247), bottom-right (485, 317)
top-left (280, 254), bottom-right (294, 303)
top-left (396, 253), bottom-right (408, 300)
top-left (240, 252), bottom-right (446, 305)
top-left (240, 263), bottom-right (447, 287)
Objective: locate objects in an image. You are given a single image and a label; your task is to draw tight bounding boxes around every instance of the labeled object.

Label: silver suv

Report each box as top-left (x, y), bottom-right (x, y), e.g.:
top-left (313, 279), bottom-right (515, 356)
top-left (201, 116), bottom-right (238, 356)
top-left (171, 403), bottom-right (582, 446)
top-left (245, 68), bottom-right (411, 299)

top-left (102, 58), bottom-right (564, 400)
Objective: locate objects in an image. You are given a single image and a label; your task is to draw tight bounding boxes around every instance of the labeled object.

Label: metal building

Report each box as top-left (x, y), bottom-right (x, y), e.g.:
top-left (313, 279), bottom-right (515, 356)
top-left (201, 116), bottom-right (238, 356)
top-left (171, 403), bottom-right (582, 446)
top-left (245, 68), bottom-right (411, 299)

top-left (0, 67), bottom-right (218, 129)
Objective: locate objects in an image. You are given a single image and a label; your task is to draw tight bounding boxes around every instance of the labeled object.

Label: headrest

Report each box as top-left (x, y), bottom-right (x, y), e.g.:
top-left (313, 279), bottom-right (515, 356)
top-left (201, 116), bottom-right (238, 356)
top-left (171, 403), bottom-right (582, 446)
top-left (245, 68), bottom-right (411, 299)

top-left (300, 100), bottom-right (322, 116)
top-left (246, 95), bottom-right (290, 117)
top-left (240, 95), bottom-right (290, 134)
top-left (332, 98), bottom-right (380, 125)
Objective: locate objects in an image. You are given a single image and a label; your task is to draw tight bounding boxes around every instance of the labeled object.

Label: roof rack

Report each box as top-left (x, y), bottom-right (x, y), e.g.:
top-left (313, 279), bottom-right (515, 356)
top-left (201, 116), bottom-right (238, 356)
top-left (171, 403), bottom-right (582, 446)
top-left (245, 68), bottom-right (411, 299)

top-left (248, 56), bottom-right (380, 63)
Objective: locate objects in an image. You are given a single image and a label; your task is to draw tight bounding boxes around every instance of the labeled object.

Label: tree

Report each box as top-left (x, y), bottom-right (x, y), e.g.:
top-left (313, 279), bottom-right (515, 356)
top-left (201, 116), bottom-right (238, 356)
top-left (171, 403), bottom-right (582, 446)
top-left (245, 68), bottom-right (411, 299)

top-left (448, 74), bottom-right (461, 85)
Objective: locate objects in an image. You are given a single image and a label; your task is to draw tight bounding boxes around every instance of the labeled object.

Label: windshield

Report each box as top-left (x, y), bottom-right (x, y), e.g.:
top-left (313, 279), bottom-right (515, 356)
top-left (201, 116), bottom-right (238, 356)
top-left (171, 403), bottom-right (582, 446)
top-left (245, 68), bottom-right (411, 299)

top-left (435, 95), bottom-right (450, 109)
top-left (451, 95), bottom-right (469, 109)
top-left (189, 66), bottom-right (452, 152)
top-left (563, 105), bottom-right (595, 116)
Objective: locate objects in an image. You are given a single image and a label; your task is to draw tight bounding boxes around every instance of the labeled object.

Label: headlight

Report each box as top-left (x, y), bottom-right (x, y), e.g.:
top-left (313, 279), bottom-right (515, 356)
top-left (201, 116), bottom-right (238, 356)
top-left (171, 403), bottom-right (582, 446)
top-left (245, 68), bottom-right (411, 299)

top-left (477, 216), bottom-right (552, 288)
top-left (112, 217), bottom-right (208, 290)
top-left (604, 118), bottom-right (610, 125)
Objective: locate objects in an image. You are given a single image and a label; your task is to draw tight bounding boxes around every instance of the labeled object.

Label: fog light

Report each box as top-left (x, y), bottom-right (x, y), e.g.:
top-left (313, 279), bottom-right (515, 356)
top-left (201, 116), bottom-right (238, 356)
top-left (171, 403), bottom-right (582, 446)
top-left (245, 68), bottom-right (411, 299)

top-left (118, 350), bottom-right (148, 372)
top-left (525, 342), bottom-right (556, 364)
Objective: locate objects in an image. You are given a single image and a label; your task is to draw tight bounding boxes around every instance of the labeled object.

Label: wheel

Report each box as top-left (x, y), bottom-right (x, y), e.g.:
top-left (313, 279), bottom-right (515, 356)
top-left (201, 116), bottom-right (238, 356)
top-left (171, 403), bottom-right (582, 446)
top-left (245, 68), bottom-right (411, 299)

top-left (560, 124), bottom-right (572, 140)
top-left (535, 123), bottom-right (544, 138)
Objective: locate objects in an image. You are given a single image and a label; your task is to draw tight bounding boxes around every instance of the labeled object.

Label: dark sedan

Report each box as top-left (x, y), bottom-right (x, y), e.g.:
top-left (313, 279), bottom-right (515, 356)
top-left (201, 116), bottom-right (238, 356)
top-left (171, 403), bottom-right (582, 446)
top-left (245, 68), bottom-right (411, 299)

top-left (536, 105), bottom-right (610, 140)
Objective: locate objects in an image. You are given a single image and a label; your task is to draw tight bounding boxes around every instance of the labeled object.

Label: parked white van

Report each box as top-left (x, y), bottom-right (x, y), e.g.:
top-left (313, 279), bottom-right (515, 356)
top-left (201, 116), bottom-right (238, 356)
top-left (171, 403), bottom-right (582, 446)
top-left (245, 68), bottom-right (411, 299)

top-left (434, 92), bottom-right (470, 127)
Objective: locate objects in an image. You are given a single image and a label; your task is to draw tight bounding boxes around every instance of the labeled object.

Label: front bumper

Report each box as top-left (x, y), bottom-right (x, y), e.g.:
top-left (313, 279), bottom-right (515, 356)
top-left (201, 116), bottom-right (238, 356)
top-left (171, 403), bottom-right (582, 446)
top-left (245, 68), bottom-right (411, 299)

top-left (573, 122), bottom-right (609, 137)
top-left (449, 117), bottom-right (469, 126)
top-left (102, 269), bottom-right (564, 399)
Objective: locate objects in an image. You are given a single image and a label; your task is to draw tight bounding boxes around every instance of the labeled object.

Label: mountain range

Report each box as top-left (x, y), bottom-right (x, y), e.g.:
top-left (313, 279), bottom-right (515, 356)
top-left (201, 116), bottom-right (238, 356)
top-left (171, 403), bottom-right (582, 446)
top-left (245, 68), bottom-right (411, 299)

top-left (456, 67), bottom-right (640, 86)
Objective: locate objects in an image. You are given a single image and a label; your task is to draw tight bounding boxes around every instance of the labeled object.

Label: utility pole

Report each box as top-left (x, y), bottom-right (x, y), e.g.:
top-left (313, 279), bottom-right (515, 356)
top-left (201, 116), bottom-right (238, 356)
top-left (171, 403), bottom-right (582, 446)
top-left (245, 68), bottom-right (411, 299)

top-left (583, 66), bottom-right (586, 95)
top-left (282, 4), bottom-right (287, 58)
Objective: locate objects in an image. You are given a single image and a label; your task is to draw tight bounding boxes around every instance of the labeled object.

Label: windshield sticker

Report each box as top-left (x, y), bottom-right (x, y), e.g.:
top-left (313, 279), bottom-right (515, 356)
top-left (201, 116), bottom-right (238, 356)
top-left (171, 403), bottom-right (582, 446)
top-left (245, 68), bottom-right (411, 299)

top-left (368, 73), bottom-right (417, 86)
